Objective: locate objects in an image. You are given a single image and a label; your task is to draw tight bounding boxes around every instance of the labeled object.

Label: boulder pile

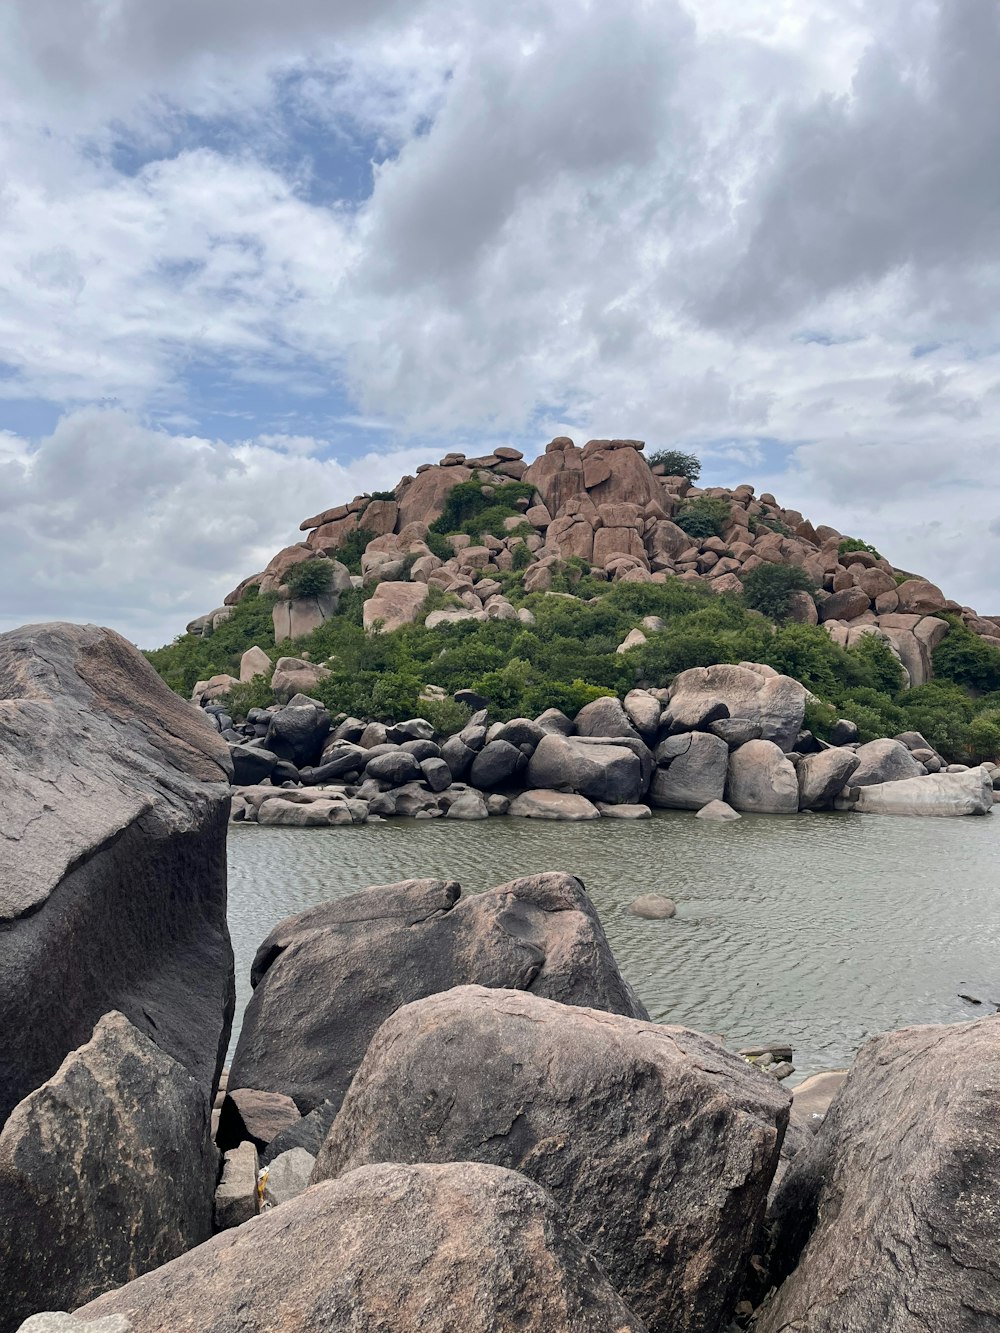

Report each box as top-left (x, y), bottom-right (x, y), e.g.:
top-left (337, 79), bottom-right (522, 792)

top-left (217, 663), bottom-right (998, 823)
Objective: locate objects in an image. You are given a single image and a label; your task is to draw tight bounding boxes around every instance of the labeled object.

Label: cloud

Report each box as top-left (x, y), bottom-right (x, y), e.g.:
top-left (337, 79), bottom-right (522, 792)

top-left (0, 408), bottom-right (431, 647)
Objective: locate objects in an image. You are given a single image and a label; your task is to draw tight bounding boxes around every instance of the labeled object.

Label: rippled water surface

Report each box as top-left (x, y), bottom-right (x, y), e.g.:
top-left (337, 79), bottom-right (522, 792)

top-left (227, 811), bottom-right (1000, 1080)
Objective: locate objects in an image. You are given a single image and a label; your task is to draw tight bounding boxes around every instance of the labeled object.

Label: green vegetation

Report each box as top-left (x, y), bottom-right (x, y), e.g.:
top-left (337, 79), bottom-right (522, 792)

top-left (741, 564), bottom-right (816, 622)
top-left (369, 490), bottom-right (397, 502)
top-left (145, 586), bottom-right (278, 697)
top-left (932, 616), bottom-right (1000, 692)
top-left (839, 537), bottom-right (883, 561)
top-left (284, 559), bottom-right (333, 599)
top-left (429, 477), bottom-right (536, 539)
top-left (674, 496), bottom-right (731, 539)
top-left (335, 526), bottom-right (375, 574)
top-left (646, 449), bottom-right (701, 481)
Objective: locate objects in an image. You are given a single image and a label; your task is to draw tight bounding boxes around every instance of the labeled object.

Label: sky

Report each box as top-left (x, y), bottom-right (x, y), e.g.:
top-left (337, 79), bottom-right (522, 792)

top-left (2, 0), bottom-right (999, 647)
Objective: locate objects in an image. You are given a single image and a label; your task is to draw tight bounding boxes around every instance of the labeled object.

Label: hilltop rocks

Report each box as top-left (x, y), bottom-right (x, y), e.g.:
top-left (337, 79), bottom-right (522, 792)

top-left (228, 873), bottom-right (647, 1113)
top-left (0, 1012), bottom-right (215, 1330)
top-left (894, 578), bottom-right (948, 615)
top-left (667, 665), bottom-right (807, 751)
top-left (759, 1016), bottom-right (1000, 1332)
top-left (0, 623), bottom-right (234, 1123)
top-left (314, 986), bottom-right (790, 1333)
top-left (80, 1163), bottom-right (647, 1333)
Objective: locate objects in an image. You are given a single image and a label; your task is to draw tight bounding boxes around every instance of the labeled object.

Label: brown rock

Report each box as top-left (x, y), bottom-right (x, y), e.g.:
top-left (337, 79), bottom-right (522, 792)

top-left (593, 526), bottom-right (646, 565)
top-left (546, 514), bottom-right (595, 562)
top-left (362, 582), bottom-right (430, 633)
top-left (522, 446), bottom-right (585, 516)
top-left (818, 587), bottom-right (871, 622)
top-left (81, 1162), bottom-right (647, 1333)
top-left (894, 578), bottom-right (947, 615)
top-left (307, 511), bottom-right (360, 555)
top-left (218, 1088), bottom-right (301, 1153)
top-left (855, 567), bottom-right (897, 600)
top-left (395, 464), bottom-right (472, 529)
top-left (360, 498), bottom-right (397, 536)
top-left (314, 986), bottom-right (789, 1333)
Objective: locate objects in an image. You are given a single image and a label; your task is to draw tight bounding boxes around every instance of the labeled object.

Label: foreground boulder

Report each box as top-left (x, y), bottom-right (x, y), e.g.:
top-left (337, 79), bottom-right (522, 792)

top-left (759, 1016), bottom-right (1000, 1332)
top-left (228, 873), bottom-right (647, 1113)
top-left (79, 1162), bottom-right (647, 1333)
top-left (0, 1013), bottom-right (215, 1331)
top-left (0, 623), bottom-right (234, 1121)
top-left (315, 986), bottom-right (790, 1333)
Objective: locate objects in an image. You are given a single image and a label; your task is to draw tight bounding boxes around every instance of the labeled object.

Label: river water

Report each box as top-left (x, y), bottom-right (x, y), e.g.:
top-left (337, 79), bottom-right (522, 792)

top-left (227, 810), bottom-right (1000, 1081)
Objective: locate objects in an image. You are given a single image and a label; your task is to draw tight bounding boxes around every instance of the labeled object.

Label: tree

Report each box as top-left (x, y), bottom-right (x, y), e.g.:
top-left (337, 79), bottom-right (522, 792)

top-left (646, 449), bottom-right (701, 481)
top-left (741, 564), bottom-right (816, 622)
top-left (284, 559), bottom-right (334, 598)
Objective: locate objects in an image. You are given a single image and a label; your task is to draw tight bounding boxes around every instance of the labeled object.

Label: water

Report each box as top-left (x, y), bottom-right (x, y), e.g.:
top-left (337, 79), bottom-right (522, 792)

top-left (226, 811), bottom-right (1000, 1082)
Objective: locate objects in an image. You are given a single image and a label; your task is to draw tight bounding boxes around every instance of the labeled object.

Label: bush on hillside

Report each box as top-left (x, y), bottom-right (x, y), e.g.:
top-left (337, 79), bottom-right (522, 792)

top-left (420, 697), bottom-right (472, 736)
top-left (965, 710), bottom-right (1000, 763)
top-left (284, 559), bottom-right (334, 599)
top-left (224, 673), bottom-right (276, 718)
top-left (144, 586), bottom-right (277, 697)
top-left (933, 618), bottom-right (1000, 693)
top-left (335, 526), bottom-right (375, 574)
top-left (674, 496), bottom-right (731, 539)
top-left (429, 478), bottom-right (535, 537)
top-left (741, 564), bottom-right (816, 621)
top-left (646, 449), bottom-right (701, 481)
top-left (838, 537), bottom-right (883, 561)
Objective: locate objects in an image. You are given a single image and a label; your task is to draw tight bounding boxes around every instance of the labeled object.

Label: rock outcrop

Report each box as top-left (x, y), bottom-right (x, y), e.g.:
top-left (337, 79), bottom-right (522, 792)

top-left (228, 873), bottom-right (647, 1113)
top-left (759, 1016), bottom-right (1000, 1332)
top-left (837, 765), bottom-right (994, 816)
top-left (314, 985), bottom-right (790, 1333)
top-left (0, 623), bottom-right (234, 1123)
top-left (79, 1163), bottom-right (648, 1333)
top-left (0, 1013), bottom-right (215, 1332)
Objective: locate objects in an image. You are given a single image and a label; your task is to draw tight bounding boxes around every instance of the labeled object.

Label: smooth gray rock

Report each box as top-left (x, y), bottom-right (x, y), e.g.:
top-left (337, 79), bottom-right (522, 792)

top-left (695, 799), bottom-right (741, 821)
top-left (494, 717), bottom-right (546, 751)
top-left (668, 664), bottom-right (807, 751)
top-left (264, 703), bottom-right (330, 766)
top-left (444, 789), bottom-right (489, 819)
top-left (526, 733), bottom-right (644, 804)
top-left (573, 695), bottom-right (642, 742)
top-left (650, 731), bottom-right (729, 810)
top-left (314, 986), bottom-right (789, 1333)
top-left (80, 1163), bottom-right (647, 1333)
top-left (0, 622), bottom-right (234, 1122)
top-left (622, 689), bottom-right (662, 740)
top-left (708, 717), bottom-right (764, 749)
top-left (228, 873), bottom-right (647, 1114)
top-left (440, 734), bottom-right (475, 779)
top-left (263, 1147), bottom-right (315, 1208)
top-left (364, 749), bottom-right (423, 786)
top-left (469, 739), bottom-right (527, 788)
top-left (419, 756), bottom-right (452, 791)
top-left (17, 1318), bottom-right (131, 1333)
top-left (850, 738), bottom-right (925, 787)
top-left (0, 1013), bottom-right (216, 1329)
top-left (837, 767), bottom-right (994, 817)
top-left (759, 1016), bottom-right (1000, 1333)
top-left (229, 743), bottom-right (278, 785)
top-left (797, 749), bottom-right (861, 811)
top-left (534, 706), bottom-right (574, 735)
top-left (508, 789), bottom-right (601, 820)
top-left (628, 894), bottom-right (675, 918)
top-left (726, 740), bottom-right (800, 815)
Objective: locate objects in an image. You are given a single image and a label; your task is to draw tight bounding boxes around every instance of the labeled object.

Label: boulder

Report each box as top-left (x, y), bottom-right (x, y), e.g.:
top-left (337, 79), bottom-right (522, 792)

top-left (270, 656), bottom-right (331, 703)
top-left (364, 749), bottom-right (423, 786)
top-left (837, 767), bottom-right (993, 816)
top-left (469, 739), bottom-right (527, 788)
top-left (726, 740), bottom-right (800, 815)
top-left (261, 1101), bottom-right (338, 1166)
top-left (229, 743), bottom-right (278, 786)
top-left (494, 717), bottom-right (546, 751)
top-left (790, 1071), bottom-right (848, 1133)
top-left (362, 581), bottom-right (430, 632)
top-left (440, 735), bottom-right (475, 779)
top-left (850, 738), bottom-right (925, 787)
top-left (395, 463), bottom-right (473, 528)
top-left (797, 749), bottom-right (862, 811)
top-left (526, 733), bottom-right (645, 804)
top-left (695, 799), bottom-right (741, 821)
top-left (667, 664), bottom-right (806, 751)
top-left (314, 986), bottom-right (789, 1333)
top-left (262, 1147), bottom-right (315, 1209)
top-left (818, 587), bottom-right (871, 622)
top-left (597, 802), bottom-right (652, 818)
top-left (650, 732), bottom-right (729, 810)
top-left (79, 1163), bottom-right (646, 1333)
top-left (264, 701), bottom-right (330, 766)
top-left (759, 1016), bottom-right (1000, 1333)
top-left (214, 1141), bottom-right (259, 1231)
top-left (217, 1087), bottom-right (301, 1154)
top-left (228, 873), bottom-right (646, 1113)
top-left (708, 717), bottom-right (764, 749)
top-left (622, 689), bottom-right (662, 739)
top-left (535, 706), bottom-right (574, 735)
top-left (573, 695), bottom-right (641, 741)
top-left (508, 790), bottom-right (601, 820)
top-left (271, 593), bottom-right (339, 642)
top-left (0, 623), bottom-right (233, 1122)
top-left (894, 578), bottom-right (948, 615)
top-left (444, 789), bottom-right (489, 820)
top-left (628, 895), bottom-right (676, 918)
top-left (0, 1013), bottom-right (215, 1328)
top-left (239, 645), bottom-right (272, 682)
top-left (15, 1317), bottom-right (131, 1333)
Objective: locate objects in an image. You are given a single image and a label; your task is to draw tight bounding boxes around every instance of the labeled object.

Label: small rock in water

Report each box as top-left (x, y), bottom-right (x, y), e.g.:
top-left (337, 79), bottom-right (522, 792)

top-left (769, 1061), bottom-right (796, 1080)
top-left (958, 993), bottom-right (982, 1005)
top-left (695, 799), bottom-right (741, 821)
top-left (629, 895), bottom-right (676, 920)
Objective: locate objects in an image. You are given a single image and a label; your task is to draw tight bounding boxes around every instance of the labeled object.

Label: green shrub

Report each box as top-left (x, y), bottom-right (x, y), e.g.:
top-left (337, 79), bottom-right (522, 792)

top-left (521, 679), bottom-right (614, 717)
top-left (369, 490), bottom-right (397, 501)
top-left (965, 711), bottom-right (1000, 763)
top-left (429, 478), bottom-right (535, 536)
top-left (933, 618), bottom-right (1000, 693)
top-left (511, 541), bottom-right (533, 570)
top-left (646, 449), bottom-right (701, 481)
top-left (674, 496), bottom-right (732, 539)
top-left (839, 537), bottom-right (883, 561)
top-left (224, 674), bottom-right (275, 718)
top-left (420, 697), bottom-right (472, 736)
top-left (144, 586), bottom-right (277, 697)
top-left (284, 559), bottom-right (334, 598)
top-left (425, 531), bottom-right (454, 562)
top-left (741, 564), bottom-right (816, 621)
top-left (461, 506), bottom-right (531, 540)
top-left (335, 526), bottom-right (375, 574)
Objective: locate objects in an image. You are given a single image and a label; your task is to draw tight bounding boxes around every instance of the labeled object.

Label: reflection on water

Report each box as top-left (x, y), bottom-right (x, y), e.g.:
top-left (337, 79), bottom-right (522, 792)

top-left (226, 810), bottom-right (1000, 1081)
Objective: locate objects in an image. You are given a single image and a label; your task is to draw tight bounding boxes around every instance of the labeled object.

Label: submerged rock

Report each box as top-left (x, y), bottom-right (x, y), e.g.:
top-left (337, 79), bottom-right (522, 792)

top-left (228, 873), bottom-right (647, 1113)
top-left (80, 1163), bottom-right (647, 1333)
top-left (314, 986), bottom-right (790, 1333)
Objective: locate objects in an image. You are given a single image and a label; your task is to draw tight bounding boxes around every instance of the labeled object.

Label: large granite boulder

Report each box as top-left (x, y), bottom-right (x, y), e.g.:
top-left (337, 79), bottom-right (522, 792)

top-left (526, 733), bottom-right (645, 804)
top-left (264, 701), bottom-right (330, 766)
top-left (837, 766), bottom-right (994, 816)
top-left (0, 623), bottom-right (234, 1122)
top-left (650, 731), bottom-right (729, 810)
top-left (0, 1012), bottom-right (215, 1331)
top-left (797, 748), bottom-right (861, 810)
top-left (362, 581), bottom-right (430, 632)
top-left (725, 740), bottom-right (800, 815)
top-left (850, 738), bottom-right (925, 787)
top-left (80, 1162), bottom-right (647, 1333)
top-left (573, 694), bottom-right (642, 741)
top-left (228, 873), bottom-right (647, 1113)
top-left (667, 664), bottom-right (807, 751)
top-left (395, 462), bottom-right (473, 528)
top-left (758, 1016), bottom-right (1000, 1332)
top-left (315, 986), bottom-right (790, 1333)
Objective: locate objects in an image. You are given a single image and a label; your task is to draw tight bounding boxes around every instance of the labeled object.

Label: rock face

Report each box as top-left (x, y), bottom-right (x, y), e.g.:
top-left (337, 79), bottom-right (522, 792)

top-left (797, 749), bottom-right (861, 810)
top-left (314, 986), bottom-right (790, 1333)
top-left (726, 740), bottom-right (800, 815)
top-left (0, 623), bottom-right (234, 1122)
top-left (667, 665), bottom-right (807, 752)
top-left (228, 873), bottom-right (647, 1113)
top-left (526, 733), bottom-right (645, 803)
top-left (650, 732), bottom-right (729, 810)
top-left (849, 737), bottom-right (925, 787)
top-left (838, 766), bottom-right (994, 816)
top-left (0, 1012), bottom-right (215, 1331)
top-left (362, 580), bottom-right (429, 632)
top-left (80, 1162), bottom-right (648, 1333)
top-left (759, 1016), bottom-right (1000, 1333)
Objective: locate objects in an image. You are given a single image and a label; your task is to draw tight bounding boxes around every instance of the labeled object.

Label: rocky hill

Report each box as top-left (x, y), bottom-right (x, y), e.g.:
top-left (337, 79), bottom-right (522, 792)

top-left (152, 436), bottom-right (1000, 766)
